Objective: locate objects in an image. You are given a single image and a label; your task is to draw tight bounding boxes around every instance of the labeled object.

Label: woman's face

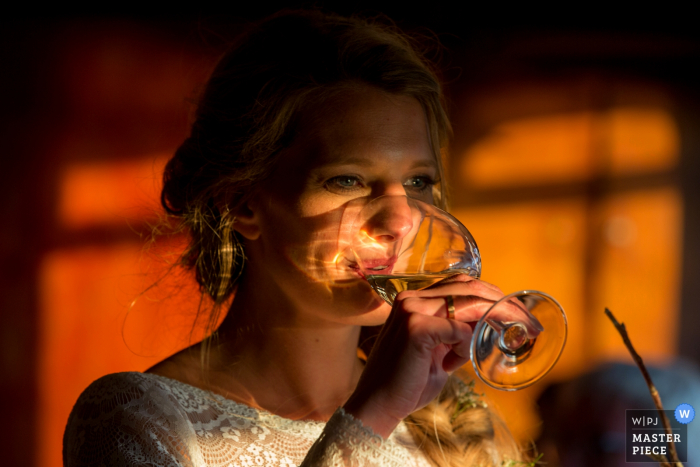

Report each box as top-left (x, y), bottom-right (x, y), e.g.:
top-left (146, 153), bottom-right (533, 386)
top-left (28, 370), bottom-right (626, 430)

top-left (238, 83), bottom-right (438, 326)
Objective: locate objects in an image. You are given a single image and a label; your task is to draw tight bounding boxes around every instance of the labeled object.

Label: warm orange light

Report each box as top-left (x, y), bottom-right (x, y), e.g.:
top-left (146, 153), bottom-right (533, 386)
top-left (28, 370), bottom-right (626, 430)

top-left (461, 112), bottom-right (596, 188)
top-left (355, 230), bottom-right (387, 252)
top-left (607, 107), bottom-right (679, 174)
top-left (58, 155), bottom-right (170, 229)
top-left (460, 107), bottom-right (679, 188)
top-left (360, 230), bottom-right (374, 242)
top-left (588, 187), bottom-right (682, 363)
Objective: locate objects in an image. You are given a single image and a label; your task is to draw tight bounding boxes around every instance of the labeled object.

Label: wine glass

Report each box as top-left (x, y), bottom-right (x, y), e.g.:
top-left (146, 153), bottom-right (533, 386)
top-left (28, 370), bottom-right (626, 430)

top-left (347, 195), bottom-right (567, 391)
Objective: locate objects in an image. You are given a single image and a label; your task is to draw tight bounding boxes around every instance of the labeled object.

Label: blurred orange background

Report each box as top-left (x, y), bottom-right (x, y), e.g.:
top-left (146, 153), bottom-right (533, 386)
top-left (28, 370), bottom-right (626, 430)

top-left (2, 9), bottom-right (699, 467)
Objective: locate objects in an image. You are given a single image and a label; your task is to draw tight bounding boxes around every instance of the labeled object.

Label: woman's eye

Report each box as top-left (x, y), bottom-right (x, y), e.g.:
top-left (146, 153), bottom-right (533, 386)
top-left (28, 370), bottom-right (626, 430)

top-left (403, 177), bottom-right (434, 190)
top-left (334, 176), bottom-right (360, 187)
top-left (326, 175), bottom-right (364, 193)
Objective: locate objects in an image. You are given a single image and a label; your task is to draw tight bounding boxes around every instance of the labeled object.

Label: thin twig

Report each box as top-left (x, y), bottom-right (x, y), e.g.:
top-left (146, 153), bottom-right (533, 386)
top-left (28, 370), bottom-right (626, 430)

top-left (604, 308), bottom-right (682, 467)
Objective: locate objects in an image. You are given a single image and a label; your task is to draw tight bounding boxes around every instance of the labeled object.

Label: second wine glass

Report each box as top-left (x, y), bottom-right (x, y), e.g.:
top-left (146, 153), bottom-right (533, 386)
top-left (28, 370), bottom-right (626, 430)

top-left (348, 195), bottom-right (567, 391)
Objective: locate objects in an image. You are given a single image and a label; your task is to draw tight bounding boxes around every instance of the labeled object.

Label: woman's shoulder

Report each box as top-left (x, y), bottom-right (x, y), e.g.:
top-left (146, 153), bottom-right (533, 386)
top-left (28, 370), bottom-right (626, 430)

top-left (70, 371), bottom-right (257, 421)
top-left (74, 371), bottom-right (165, 398)
top-left (64, 372), bottom-right (201, 467)
top-left (75, 371), bottom-right (191, 400)
top-left (70, 371), bottom-right (196, 415)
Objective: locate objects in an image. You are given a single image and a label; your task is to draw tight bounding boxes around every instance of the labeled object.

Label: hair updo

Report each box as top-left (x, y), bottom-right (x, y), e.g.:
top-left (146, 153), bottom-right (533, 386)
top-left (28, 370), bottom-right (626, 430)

top-left (160, 10), bottom-right (521, 466)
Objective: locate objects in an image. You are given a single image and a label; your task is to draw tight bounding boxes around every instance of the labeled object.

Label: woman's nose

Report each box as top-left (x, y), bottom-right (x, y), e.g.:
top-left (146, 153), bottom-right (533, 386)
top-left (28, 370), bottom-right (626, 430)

top-left (364, 197), bottom-right (414, 242)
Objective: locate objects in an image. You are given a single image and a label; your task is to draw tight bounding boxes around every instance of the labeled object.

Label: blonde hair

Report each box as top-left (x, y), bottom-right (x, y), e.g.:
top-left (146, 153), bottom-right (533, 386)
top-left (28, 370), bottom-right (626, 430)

top-left (161, 10), bottom-right (521, 466)
top-left (406, 375), bottom-right (522, 466)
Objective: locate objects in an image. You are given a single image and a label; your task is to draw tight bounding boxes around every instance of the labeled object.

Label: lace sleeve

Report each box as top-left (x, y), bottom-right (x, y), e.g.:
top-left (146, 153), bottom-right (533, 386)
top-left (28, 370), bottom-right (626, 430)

top-left (63, 373), bottom-right (201, 467)
top-left (301, 408), bottom-right (409, 467)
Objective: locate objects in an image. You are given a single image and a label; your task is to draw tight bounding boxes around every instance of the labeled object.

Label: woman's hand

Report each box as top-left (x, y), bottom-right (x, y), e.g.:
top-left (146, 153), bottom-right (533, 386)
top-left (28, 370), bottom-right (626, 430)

top-left (343, 275), bottom-right (527, 438)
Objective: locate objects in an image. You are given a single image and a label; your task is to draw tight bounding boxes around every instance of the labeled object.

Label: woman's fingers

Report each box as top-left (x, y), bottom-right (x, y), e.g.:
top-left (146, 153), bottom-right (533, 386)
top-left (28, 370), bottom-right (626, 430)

top-left (442, 348), bottom-right (471, 373)
top-left (430, 273), bottom-right (504, 295)
top-left (409, 312), bottom-right (474, 348)
top-left (418, 275), bottom-right (541, 330)
top-left (400, 294), bottom-right (492, 321)
top-left (396, 285), bottom-right (543, 337)
top-left (441, 331), bottom-right (472, 373)
top-left (449, 295), bottom-right (542, 337)
top-left (400, 275), bottom-right (504, 301)
top-left (485, 296), bottom-right (543, 337)
top-left (403, 312), bottom-right (473, 373)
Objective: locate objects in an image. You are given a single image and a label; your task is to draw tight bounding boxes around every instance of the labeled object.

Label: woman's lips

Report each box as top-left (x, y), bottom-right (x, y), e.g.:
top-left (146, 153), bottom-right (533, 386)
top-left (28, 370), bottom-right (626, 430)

top-left (340, 255), bottom-right (397, 279)
top-left (355, 256), bottom-right (397, 276)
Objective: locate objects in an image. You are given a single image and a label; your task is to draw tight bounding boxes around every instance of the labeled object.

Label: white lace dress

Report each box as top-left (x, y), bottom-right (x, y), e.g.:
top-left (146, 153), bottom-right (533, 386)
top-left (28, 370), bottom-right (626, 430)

top-left (63, 372), bottom-right (433, 467)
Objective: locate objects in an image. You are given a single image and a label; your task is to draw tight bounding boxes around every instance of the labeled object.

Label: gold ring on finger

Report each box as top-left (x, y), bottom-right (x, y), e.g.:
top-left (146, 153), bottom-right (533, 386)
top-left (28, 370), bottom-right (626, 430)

top-left (445, 295), bottom-right (455, 320)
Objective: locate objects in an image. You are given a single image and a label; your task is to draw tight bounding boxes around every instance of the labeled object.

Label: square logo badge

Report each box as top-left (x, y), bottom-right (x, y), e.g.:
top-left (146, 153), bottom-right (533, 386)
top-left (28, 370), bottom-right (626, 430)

top-left (626, 410), bottom-right (687, 462)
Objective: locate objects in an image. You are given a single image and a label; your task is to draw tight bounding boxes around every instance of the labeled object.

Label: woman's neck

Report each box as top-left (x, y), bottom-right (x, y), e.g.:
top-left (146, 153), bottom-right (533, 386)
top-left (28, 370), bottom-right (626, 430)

top-left (149, 274), bottom-right (365, 422)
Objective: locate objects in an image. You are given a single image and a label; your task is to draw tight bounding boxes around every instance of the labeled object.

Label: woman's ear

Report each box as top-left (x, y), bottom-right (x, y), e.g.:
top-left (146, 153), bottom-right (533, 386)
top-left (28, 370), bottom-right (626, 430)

top-left (231, 200), bottom-right (261, 240)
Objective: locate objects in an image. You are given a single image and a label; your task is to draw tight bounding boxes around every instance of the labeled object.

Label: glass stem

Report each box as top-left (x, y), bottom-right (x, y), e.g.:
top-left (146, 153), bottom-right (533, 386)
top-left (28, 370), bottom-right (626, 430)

top-left (485, 318), bottom-right (506, 333)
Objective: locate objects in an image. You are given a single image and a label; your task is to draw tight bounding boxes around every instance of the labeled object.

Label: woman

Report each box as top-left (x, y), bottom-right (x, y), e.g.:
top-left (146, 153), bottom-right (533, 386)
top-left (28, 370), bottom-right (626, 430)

top-left (64, 10), bottom-right (522, 467)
